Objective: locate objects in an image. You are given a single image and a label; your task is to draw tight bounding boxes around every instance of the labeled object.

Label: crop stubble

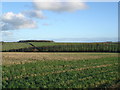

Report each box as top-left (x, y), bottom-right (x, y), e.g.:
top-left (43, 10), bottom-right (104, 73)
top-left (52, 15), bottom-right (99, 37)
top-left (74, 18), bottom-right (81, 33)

top-left (2, 52), bottom-right (118, 65)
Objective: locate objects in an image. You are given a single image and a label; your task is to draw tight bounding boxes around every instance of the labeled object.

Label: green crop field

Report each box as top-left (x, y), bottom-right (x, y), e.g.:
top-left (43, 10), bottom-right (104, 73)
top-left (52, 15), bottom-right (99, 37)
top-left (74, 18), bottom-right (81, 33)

top-left (32, 43), bottom-right (119, 52)
top-left (1, 42), bottom-right (119, 52)
top-left (1, 42), bottom-right (120, 88)
top-left (1, 42), bottom-right (32, 51)
top-left (2, 52), bottom-right (119, 88)
top-left (29, 42), bottom-right (58, 47)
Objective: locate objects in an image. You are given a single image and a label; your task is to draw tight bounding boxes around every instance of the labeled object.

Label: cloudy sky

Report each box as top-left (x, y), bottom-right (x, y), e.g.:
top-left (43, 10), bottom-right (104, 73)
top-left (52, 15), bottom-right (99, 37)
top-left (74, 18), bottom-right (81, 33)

top-left (1, 0), bottom-right (118, 42)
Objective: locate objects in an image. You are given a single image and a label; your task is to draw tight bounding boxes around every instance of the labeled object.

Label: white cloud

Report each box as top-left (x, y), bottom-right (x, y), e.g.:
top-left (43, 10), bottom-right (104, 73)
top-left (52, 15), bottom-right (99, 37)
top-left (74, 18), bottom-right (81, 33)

top-left (1, 12), bottom-right (37, 30)
top-left (33, 0), bottom-right (87, 12)
top-left (23, 10), bottom-right (45, 19)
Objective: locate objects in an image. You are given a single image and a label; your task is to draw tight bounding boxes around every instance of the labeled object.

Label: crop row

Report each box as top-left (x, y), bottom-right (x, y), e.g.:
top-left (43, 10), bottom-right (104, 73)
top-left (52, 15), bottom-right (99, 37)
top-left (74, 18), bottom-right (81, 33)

top-left (3, 64), bottom-right (118, 81)
top-left (3, 57), bottom-right (118, 76)
top-left (2, 57), bottom-right (119, 88)
top-left (2, 65), bottom-right (119, 88)
top-left (33, 44), bottom-right (119, 52)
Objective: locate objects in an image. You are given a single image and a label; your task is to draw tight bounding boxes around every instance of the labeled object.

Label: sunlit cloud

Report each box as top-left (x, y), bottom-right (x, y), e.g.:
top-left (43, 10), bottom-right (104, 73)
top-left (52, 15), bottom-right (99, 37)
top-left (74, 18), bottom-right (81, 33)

top-left (1, 12), bottom-right (37, 30)
top-left (33, 0), bottom-right (87, 12)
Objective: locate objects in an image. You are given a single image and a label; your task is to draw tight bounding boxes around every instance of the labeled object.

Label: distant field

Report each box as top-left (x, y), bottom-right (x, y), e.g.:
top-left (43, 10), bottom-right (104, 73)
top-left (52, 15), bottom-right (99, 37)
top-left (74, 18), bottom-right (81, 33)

top-left (1, 42), bottom-right (119, 52)
top-left (2, 52), bottom-right (119, 88)
top-left (1, 42), bottom-right (32, 51)
top-left (29, 42), bottom-right (58, 47)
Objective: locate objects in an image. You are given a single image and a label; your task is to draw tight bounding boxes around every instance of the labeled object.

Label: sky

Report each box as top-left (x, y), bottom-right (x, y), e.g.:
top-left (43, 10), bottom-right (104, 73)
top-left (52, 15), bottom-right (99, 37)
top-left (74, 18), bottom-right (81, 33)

top-left (1, 1), bottom-right (118, 42)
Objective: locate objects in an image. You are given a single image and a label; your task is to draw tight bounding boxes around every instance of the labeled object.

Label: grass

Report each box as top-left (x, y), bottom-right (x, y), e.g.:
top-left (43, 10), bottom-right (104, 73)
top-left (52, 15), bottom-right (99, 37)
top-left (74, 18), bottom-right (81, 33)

top-left (1, 42), bottom-right (32, 51)
top-left (2, 52), bottom-right (119, 88)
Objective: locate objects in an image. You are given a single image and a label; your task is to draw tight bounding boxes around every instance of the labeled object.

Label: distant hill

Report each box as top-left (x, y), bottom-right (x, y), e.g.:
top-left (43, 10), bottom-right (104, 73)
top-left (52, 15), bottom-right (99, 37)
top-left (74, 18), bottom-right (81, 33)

top-left (18, 40), bottom-right (54, 42)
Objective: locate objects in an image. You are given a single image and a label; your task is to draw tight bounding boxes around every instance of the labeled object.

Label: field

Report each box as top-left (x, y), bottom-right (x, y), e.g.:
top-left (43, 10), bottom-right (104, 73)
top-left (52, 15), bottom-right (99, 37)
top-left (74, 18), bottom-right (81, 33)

top-left (1, 42), bottom-right (119, 52)
top-left (1, 42), bottom-right (32, 51)
top-left (2, 52), bottom-right (119, 88)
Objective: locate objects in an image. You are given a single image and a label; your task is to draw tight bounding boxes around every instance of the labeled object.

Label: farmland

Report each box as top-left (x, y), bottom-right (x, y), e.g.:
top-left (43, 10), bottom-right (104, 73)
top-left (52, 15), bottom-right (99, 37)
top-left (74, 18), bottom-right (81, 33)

top-left (2, 52), bottom-right (119, 88)
top-left (1, 42), bottom-right (119, 52)
top-left (1, 42), bottom-right (32, 51)
top-left (1, 41), bottom-right (120, 88)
